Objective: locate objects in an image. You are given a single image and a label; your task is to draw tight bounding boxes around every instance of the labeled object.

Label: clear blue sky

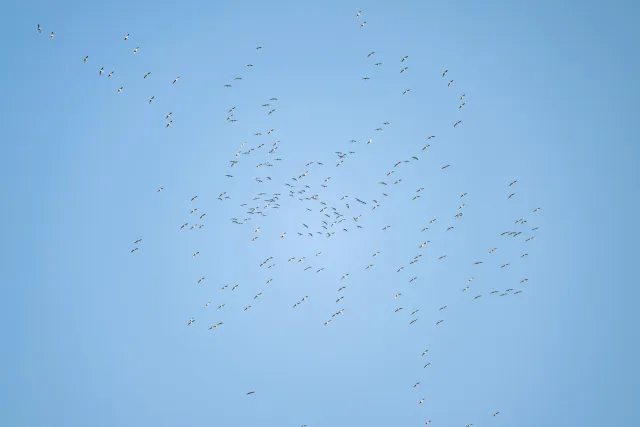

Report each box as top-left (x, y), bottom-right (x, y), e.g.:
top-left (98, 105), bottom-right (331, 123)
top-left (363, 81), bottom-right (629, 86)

top-left (1, 0), bottom-right (638, 426)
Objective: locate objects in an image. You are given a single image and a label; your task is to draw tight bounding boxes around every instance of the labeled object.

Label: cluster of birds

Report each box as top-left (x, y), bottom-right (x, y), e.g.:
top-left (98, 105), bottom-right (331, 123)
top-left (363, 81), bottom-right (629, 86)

top-left (40, 9), bottom-right (542, 426)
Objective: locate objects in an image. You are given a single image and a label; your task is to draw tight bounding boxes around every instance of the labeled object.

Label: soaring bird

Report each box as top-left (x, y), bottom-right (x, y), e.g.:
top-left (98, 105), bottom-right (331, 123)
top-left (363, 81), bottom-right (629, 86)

top-left (50, 32), bottom-right (54, 40)
top-left (172, 76), bottom-right (180, 84)
top-left (124, 33), bottom-right (129, 41)
top-left (37, 24), bottom-right (41, 33)
top-left (83, 56), bottom-right (88, 63)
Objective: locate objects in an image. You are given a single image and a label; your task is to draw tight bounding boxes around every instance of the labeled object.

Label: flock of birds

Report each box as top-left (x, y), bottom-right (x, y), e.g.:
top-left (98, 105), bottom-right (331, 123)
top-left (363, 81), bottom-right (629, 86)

top-left (37, 9), bottom-right (542, 426)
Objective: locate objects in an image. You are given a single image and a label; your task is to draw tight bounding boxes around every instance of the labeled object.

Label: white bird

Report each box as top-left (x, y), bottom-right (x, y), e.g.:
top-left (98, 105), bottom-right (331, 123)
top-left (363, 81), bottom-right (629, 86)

top-left (133, 46), bottom-right (139, 54)
top-left (50, 32), bottom-right (54, 40)
top-left (83, 56), bottom-right (88, 63)
top-left (124, 33), bottom-right (129, 41)
top-left (172, 76), bottom-right (180, 84)
top-left (116, 87), bottom-right (123, 94)
top-left (360, 21), bottom-right (367, 28)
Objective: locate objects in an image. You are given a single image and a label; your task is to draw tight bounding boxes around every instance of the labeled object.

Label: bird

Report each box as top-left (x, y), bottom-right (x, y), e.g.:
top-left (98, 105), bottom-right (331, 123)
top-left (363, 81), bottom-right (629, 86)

top-left (144, 72), bottom-right (151, 79)
top-left (172, 76), bottom-right (180, 84)
top-left (133, 46), bottom-right (139, 54)
top-left (124, 33), bottom-right (129, 41)
top-left (83, 56), bottom-right (88, 63)
top-left (116, 87), bottom-right (123, 94)
top-left (37, 24), bottom-right (41, 34)
top-left (50, 32), bottom-right (54, 40)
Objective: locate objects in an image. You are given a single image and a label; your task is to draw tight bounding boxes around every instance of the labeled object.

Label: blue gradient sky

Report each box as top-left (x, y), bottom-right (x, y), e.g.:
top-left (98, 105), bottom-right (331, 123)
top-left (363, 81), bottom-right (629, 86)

top-left (1, 1), bottom-right (638, 426)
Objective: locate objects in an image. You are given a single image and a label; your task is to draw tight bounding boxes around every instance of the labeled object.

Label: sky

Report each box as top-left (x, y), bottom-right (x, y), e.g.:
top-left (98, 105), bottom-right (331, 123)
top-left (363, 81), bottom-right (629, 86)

top-left (0, 0), bottom-right (638, 426)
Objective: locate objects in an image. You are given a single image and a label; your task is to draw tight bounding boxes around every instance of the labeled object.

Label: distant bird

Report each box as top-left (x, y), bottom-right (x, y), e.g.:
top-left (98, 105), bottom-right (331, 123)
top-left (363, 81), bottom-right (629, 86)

top-left (246, 391), bottom-right (255, 395)
top-left (50, 32), bottom-right (54, 40)
top-left (448, 80), bottom-right (453, 87)
top-left (83, 56), bottom-right (88, 63)
top-left (442, 70), bottom-right (448, 77)
top-left (124, 33), bottom-right (129, 41)
top-left (116, 87), bottom-right (123, 94)
top-left (144, 72), bottom-right (151, 79)
top-left (172, 76), bottom-right (180, 84)
top-left (133, 46), bottom-right (139, 54)
top-left (37, 24), bottom-right (41, 34)
top-left (360, 21), bottom-right (367, 28)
